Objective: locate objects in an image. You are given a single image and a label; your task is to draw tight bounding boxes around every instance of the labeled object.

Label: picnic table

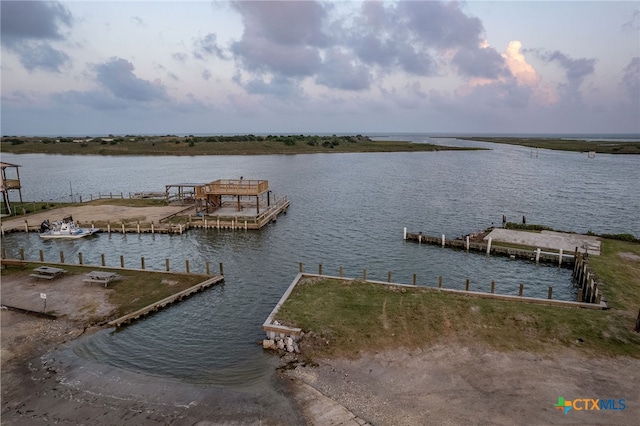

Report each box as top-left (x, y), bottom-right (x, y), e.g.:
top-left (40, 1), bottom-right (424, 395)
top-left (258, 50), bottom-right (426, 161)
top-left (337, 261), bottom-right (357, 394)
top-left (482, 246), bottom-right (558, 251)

top-left (30, 266), bottom-right (67, 280)
top-left (83, 271), bottom-right (120, 288)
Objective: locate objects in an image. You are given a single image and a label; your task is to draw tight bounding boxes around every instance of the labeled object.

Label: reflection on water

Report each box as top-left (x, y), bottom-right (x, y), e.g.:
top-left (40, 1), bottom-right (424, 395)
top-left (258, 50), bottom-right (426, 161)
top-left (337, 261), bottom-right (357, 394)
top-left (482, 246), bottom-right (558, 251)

top-left (1, 137), bottom-right (638, 385)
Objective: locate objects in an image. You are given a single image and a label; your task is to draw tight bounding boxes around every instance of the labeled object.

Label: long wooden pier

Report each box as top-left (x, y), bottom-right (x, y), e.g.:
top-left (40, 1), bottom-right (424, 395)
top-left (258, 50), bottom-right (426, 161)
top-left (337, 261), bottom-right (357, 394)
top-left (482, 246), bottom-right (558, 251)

top-left (404, 230), bottom-right (575, 266)
top-left (108, 275), bottom-right (224, 328)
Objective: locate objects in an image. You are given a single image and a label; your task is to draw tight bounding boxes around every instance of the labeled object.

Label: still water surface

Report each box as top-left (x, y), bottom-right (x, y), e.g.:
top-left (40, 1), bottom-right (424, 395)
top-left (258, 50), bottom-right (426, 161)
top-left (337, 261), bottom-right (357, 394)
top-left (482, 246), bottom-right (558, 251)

top-left (2, 136), bottom-right (638, 386)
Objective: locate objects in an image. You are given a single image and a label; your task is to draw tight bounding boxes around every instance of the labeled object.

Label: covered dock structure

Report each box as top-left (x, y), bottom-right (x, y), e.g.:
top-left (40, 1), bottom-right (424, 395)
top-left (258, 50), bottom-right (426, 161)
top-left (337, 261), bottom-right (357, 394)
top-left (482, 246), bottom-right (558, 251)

top-left (195, 179), bottom-right (272, 214)
top-left (1, 162), bottom-right (23, 215)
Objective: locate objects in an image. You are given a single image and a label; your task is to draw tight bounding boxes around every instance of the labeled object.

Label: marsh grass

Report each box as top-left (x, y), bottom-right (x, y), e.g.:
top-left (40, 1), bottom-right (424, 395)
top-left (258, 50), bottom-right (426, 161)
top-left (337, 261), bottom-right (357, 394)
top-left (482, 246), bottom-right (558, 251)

top-left (460, 137), bottom-right (640, 154)
top-left (1, 137), bottom-right (480, 156)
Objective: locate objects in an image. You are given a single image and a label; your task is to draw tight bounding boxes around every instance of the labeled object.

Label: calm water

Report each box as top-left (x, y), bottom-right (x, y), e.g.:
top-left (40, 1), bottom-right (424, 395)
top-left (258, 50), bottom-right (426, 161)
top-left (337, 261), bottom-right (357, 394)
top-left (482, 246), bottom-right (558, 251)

top-left (2, 136), bottom-right (638, 387)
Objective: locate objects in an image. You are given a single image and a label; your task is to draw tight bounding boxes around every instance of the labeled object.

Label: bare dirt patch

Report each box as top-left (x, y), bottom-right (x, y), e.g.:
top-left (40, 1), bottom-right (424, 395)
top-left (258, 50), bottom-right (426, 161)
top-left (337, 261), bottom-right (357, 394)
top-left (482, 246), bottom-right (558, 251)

top-left (619, 252), bottom-right (640, 261)
top-left (0, 204), bottom-right (187, 231)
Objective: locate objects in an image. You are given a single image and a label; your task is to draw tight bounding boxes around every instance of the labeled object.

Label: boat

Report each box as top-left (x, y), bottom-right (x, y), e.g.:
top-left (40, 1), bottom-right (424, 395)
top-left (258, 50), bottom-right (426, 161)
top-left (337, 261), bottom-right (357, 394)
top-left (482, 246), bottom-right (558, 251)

top-left (39, 215), bottom-right (99, 239)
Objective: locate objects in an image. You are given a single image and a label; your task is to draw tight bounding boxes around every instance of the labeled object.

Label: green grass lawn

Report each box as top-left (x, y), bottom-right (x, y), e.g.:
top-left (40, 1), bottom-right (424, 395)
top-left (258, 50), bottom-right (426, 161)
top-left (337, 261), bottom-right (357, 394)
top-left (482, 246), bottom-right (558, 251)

top-left (276, 239), bottom-right (640, 359)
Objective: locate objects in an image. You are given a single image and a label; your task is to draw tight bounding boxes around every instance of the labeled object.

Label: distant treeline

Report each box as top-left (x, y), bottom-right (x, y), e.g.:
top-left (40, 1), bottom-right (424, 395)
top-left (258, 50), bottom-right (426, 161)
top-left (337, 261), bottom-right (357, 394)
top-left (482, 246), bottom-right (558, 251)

top-left (2, 133), bottom-right (477, 155)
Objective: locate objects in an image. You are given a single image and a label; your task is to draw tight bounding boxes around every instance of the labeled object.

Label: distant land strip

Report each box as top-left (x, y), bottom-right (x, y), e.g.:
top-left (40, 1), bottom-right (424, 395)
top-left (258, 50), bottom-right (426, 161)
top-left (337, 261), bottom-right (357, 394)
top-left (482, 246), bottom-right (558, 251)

top-left (458, 136), bottom-right (640, 154)
top-left (0, 135), bottom-right (482, 156)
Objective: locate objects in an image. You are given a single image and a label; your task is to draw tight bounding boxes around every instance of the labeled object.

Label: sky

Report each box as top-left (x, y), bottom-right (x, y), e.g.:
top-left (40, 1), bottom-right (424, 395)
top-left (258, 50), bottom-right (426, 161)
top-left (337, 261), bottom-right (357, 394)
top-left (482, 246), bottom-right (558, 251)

top-left (1, 0), bottom-right (639, 136)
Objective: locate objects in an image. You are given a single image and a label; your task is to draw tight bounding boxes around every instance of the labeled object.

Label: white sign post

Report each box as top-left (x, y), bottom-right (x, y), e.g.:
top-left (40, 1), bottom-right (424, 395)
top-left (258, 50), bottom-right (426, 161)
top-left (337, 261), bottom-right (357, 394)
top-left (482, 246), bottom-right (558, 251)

top-left (40, 293), bottom-right (47, 312)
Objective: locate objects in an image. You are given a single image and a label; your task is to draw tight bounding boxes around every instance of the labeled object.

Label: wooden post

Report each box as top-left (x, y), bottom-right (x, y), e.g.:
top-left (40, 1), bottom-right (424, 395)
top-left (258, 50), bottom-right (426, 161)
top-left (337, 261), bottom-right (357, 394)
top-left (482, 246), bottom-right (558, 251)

top-left (179, 224), bottom-right (183, 234)
top-left (299, 262), bottom-right (303, 273)
top-left (19, 248), bottom-right (24, 260)
top-left (78, 252), bottom-right (83, 265)
top-left (137, 223), bottom-right (140, 234)
top-left (403, 227), bottom-right (407, 240)
top-left (318, 263), bottom-right (323, 275)
top-left (141, 257), bottom-right (145, 269)
top-left (206, 261), bottom-right (210, 275)
top-left (535, 248), bottom-right (541, 264)
top-left (466, 236), bottom-right (469, 251)
top-left (465, 278), bottom-right (469, 291)
top-left (151, 222), bottom-right (155, 234)
top-left (577, 288), bottom-right (583, 302)
top-left (107, 223), bottom-right (111, 233)
top-left (166, 258), bottom-right (170, 271)
top-left (547, 286), bottom-right (553, 300)
top-left (121, 223), bottom-right (125, 234)
top-left (1, 247), bottom-right (5, 259)
top-left (634, 309), bottom-right (640, 333)
top-left (486, 237), bottom-right (492, 254)
top-left (413, 274), bottom-right (417, 286)
top-left (101, 253), bottom-right (105, 266)
top-left (558, 249), bottom-right (563, 266)
top-left (120, 255), bottom-right (124, 268)
top-left (24, 220), bottom-right (29, 233)
top-left (490, 280), bottom-right (495, 293)
top-left (363, 269), bottom-right (367, 281)
top-left (339, 266), bottom-right (343, 277)
top-left (39, 249), bottom-right (44, 262)
top-left (438, 276), bottom-right (442, 288)
top-left (60, 251), bottom-right (65, 263)
top-left (219, 262), bottom-right (224, 276)
top-left (1, 224), bottom-right (4, 236)
top-left (518, 283), bottom-right (523, 297)
top-left (388, 271), bottom-right (392, 283)
top-left (185, 260), bottom-right (190, 273)
top-left (441, 234), bottom-right (445, 247)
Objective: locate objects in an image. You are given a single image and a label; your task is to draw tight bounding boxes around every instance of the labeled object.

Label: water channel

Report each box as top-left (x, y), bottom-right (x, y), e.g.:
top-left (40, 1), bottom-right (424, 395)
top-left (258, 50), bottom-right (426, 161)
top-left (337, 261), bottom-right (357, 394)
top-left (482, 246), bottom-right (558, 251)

top-left (2, 136), bottom-right (638, 387)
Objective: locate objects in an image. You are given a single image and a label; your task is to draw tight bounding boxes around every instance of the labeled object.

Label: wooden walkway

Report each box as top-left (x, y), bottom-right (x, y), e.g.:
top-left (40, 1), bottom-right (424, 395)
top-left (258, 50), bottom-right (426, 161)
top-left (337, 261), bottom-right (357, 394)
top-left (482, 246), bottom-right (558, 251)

top-left (108, 275), bottom-right (224, 328)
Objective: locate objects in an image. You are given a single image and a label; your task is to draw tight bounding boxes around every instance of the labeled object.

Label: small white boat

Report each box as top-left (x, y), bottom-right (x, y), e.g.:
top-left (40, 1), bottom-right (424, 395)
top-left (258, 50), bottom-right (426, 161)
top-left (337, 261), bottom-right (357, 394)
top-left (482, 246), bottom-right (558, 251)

top-left (39, 215), bottom-right (99, 239)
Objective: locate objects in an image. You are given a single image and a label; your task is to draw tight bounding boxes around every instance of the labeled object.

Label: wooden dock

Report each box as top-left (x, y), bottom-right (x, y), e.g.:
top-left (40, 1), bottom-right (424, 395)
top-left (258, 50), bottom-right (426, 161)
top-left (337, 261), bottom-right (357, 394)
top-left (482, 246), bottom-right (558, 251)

top-left (108, 275), bottom-right (224, 328)
top-left (404, 230), bottom-right (575, 266)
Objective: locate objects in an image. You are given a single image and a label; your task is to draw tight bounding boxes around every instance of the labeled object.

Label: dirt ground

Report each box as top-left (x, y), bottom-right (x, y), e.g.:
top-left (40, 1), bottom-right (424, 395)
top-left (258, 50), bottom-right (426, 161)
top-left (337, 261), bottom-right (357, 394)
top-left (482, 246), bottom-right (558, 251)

top-left (2, 274), bottom-right (639, 424)
top-left (0, 204), bottom-right (187, 232)
top-left (286, 343), bottom-right (639, 425)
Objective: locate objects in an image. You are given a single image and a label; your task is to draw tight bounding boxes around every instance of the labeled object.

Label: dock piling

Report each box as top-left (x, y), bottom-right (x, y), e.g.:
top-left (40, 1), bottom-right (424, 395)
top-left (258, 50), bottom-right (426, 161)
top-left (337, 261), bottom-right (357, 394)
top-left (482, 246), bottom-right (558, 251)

top-left (486, 237), bottom-right (492, 254)
top-left (219, 262), bottom-right (224, 276)
top-left (363, 269), bottom-right (367, 280)
top-left (388, 271), bottom-right (392, 283)
top-left (413, 274), bottom-right (417, 286)
top-left (206, 261), bottom-right (210, 275)
top-left (299, 262), bottom-right (303, 273)
top-left (339, 266), bottom-right (343, 277)
top-left (490, 280), bottom-right (495, 293)
top-left (318, 263), bottom-right (322, 275)
top-left (60, 251), bottom-right (65, 263)
top-left (465, 278), bottom-right (469, 291)
top-left (39, 249), bottom-right (44, 262)
top-left (101, 254), bottom-right (105, 266)
top-left (548, 286), bottom-right (553, 300)
top-left (141, 257), bottom-right (145, 270)
top-left (166, 258), bottom-right (170, 272)
top-left (438, 276), bottom-right (443, 288)
top-left (185, 260), bottom-right (190, 273)
top-left (519, 283), bottom-right (524, 297)
top-left (120, 255), bottom-right (124, 268)
top-left (78, 252), bottom-right (83, 265)
top-left (403, 227), bottom-right (407, 240)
